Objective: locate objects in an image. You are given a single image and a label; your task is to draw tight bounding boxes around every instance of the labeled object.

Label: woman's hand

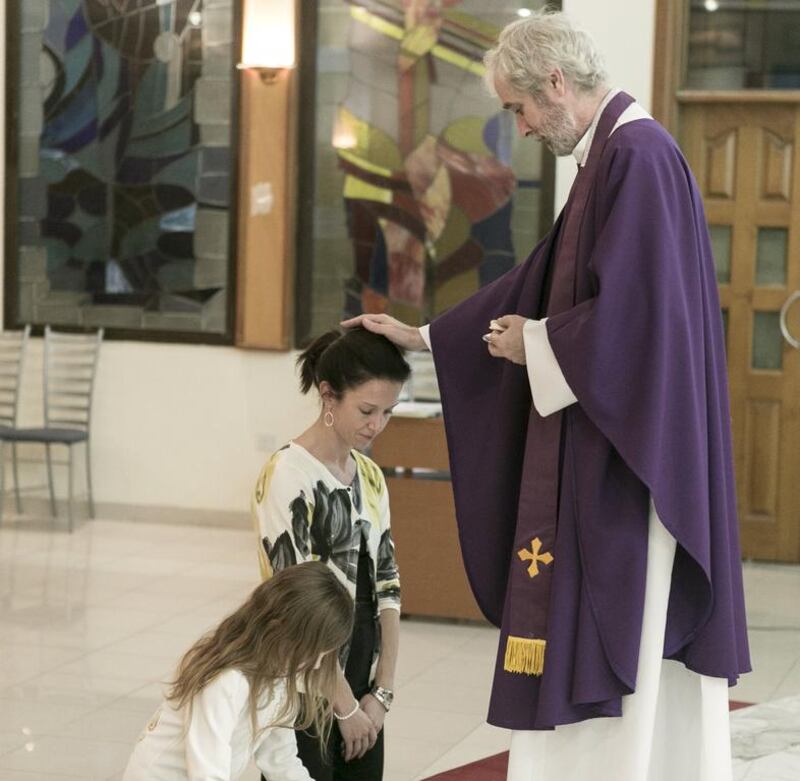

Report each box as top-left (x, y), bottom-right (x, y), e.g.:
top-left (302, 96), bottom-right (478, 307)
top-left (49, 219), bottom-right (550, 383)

top-left (359, 692), bottom-right (386, 733)
top-left (340, 314), bottom-right (427, 352)
top-left (337, 707), bottom-right (378, 761)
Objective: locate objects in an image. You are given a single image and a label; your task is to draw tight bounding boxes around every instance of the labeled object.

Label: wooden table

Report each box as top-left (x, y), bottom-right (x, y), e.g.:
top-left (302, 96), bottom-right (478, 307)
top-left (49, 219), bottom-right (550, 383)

top-left (370, 416), bottom-right (486, 622)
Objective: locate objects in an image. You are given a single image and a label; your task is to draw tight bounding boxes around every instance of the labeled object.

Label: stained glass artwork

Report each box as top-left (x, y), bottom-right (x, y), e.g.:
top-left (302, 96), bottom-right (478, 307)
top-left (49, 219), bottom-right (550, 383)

top-left (297, 1), bottom-right (553, 341)
top-left (9, 0), bottom-right (235, 338)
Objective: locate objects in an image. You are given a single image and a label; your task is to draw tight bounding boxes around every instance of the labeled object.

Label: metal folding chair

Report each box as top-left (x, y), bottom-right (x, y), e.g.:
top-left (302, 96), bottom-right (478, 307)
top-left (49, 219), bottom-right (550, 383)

top-left (0, 327), bottom-right (103, 531)
top-left (0, 326), bottom-right (31, 518)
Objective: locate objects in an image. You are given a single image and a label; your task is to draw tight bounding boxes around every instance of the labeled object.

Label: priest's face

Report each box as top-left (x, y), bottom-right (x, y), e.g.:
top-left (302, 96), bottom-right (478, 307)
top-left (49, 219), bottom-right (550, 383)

top-left (494, 76), bottom-right (581, 157)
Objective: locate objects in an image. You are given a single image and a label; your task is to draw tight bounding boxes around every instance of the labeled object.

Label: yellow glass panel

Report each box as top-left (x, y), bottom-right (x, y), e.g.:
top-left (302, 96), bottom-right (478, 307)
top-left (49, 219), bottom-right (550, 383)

top-left (435, 206), bottom-right (472, 263)
top-left (333, 107), bottom-right (402, 172)
top-left (443, 117), bottom-right (492, 156)
top-left (435, 268), bottom-right (479, 315)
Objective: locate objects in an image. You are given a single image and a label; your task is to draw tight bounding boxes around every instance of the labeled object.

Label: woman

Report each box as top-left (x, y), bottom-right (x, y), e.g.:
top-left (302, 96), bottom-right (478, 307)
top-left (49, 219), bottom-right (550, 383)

top-left (123, 561), bottom-right (353, 781)
top-left (252, 327), bottom-right (410, 781)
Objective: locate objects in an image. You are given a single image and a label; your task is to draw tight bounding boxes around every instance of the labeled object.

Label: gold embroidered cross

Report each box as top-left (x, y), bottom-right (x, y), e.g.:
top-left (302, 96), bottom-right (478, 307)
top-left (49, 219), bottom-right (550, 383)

top-left (517, 537), bottom-right (554, 578)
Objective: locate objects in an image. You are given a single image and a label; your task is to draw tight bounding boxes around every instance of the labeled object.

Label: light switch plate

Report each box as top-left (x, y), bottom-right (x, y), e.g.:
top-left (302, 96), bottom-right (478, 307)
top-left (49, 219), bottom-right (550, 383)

top-left (251, 182), bottom-right (274, 216)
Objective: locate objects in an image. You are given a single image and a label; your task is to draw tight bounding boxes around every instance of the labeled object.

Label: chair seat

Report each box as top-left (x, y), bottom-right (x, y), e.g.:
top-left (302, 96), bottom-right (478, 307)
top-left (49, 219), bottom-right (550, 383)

top-left (0, 426), bottom-right (88, 444)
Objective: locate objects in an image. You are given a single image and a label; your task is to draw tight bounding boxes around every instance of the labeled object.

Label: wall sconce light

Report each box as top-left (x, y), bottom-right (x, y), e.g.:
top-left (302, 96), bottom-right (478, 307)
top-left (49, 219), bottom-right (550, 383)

top-left (236, 63), bottom-right (284, 85)
top-left (238, 0), bottom-right (296, 84)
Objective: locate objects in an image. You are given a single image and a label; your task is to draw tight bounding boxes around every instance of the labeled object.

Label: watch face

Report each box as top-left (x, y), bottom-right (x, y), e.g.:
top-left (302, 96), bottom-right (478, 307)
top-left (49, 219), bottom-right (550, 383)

top-left (372, 686), bottom-right (393, 709)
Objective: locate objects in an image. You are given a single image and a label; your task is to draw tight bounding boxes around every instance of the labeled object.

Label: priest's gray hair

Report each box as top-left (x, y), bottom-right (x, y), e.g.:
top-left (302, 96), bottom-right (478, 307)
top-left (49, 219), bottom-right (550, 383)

top-left (484, 10), bottom-right (608, 101)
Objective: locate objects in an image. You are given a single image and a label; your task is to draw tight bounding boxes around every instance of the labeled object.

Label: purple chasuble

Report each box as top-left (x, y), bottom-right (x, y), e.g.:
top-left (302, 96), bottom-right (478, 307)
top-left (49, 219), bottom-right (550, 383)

top-left (429, 96), bottom-right (751, 730)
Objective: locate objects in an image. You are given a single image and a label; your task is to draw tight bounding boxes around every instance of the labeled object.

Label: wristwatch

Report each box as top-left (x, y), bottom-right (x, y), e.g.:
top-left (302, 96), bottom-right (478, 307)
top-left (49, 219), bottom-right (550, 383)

top-left (370, 685), bottom-right (394, 712)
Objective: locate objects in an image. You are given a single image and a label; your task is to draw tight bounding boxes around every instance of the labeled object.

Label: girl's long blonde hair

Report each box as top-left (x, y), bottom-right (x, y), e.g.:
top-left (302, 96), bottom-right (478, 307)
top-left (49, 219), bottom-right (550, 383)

top-left (167, 561), bottom-right (353, 746)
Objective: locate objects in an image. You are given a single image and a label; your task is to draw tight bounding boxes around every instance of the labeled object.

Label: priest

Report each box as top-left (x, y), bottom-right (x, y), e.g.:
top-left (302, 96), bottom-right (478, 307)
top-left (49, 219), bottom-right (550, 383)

top-left (344, 10), bottom-right (750, 780)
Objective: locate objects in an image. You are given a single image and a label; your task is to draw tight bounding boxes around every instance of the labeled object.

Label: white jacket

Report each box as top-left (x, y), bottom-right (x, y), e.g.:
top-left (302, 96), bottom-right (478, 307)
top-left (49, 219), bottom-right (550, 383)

top-left (122, 669), bottom-right (312, 781)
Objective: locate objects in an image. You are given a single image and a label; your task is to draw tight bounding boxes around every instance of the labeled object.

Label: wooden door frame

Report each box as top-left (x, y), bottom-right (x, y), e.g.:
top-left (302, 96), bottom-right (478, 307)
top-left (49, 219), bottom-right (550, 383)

top-left (654, 4), bottom-right (800, 562)
top-left (235, 0), bottom-right (301, 350)
top-left (652, 0), bottom-right (689, 135)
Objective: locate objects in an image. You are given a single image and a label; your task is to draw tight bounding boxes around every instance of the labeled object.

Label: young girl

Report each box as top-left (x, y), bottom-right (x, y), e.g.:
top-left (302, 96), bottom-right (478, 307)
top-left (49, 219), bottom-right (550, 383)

top-left (122, 561), bottom-right (353, 781)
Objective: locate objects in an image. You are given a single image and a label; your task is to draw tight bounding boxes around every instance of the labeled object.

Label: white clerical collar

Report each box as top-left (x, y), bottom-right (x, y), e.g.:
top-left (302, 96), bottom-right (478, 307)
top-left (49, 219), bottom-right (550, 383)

top-left (572, 88), bottom-right (620, 167)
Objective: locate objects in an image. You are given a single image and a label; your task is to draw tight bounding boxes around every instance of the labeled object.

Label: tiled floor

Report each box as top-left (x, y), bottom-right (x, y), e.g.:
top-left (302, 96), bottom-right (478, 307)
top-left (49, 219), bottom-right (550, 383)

top-left (0, 516), bottom-right (797, 780)
top-left (732, 696), bottom-right (800, 781)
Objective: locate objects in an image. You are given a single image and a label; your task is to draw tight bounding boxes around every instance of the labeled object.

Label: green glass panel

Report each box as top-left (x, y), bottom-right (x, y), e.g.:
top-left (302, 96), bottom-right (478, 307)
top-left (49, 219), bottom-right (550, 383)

top-left (755, 227), bottom-right (788, 286)
top-left (709, 225), bottom-right (731, 284)
top-left (721, 309), bottom-right (729, 352)
top-left (752, 312), bottom-right (783, 371)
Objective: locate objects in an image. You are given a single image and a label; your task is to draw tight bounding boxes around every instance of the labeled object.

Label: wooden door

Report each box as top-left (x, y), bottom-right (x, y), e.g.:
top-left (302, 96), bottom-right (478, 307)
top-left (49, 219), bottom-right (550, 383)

top-left (681, 97), bottom-right (800, 562)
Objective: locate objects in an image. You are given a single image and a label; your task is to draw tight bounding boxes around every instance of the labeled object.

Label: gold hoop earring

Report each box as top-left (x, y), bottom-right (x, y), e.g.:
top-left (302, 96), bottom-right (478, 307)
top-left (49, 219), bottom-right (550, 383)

top-left (324, 410), bottom-right (334, 427)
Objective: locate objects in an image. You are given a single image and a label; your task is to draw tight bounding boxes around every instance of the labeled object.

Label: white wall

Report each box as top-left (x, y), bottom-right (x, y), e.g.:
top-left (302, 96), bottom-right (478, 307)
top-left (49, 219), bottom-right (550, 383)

top-left (78, 344), bottom-right (316, 512)
top-left (0, 0), bottom-right (657, 520)
top-left (0, 0), bottom-right (5, 328)
top-left (555, 0), bottom-right (657, 210)
top-left (11, 339), bottom-right (317, 517)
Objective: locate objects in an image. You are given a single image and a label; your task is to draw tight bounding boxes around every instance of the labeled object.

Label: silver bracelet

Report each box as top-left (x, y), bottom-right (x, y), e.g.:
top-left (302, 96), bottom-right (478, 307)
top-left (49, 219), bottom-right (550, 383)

top-left (333, 699), bottom-right (360, 721)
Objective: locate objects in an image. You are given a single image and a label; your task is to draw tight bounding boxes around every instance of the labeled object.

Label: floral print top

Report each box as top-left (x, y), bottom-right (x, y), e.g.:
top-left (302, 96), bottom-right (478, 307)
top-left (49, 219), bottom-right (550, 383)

top-left (252, 442), bottom-right (401, 616)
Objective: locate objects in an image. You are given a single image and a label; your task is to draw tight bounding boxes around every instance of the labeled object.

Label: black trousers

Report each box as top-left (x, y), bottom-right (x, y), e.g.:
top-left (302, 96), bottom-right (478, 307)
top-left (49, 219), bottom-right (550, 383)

top-left (267, 605), bottom-right (383, 781)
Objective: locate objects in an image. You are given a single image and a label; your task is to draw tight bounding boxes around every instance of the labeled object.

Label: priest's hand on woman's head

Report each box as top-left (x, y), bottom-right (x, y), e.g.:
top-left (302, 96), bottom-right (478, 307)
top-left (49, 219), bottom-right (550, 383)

top-left (484, 314), bottom-right (527, 365)
top-left (340, 314), bottom-right (427, 352)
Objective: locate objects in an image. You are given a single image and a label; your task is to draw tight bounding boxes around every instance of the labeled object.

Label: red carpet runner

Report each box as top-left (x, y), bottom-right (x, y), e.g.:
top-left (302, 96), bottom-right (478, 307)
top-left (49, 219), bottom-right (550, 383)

top-left (421, 701), bottom-right (752, 781)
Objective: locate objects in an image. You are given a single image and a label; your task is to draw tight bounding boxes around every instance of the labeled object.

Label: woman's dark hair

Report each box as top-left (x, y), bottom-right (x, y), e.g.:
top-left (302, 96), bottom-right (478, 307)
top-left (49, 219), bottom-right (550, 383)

top-left (297, 327), bottom-right (411, 396)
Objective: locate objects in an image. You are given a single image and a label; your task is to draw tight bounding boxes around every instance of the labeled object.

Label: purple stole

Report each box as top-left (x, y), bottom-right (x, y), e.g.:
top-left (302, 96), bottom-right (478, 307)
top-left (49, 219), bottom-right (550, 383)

top-left (504, 92), bottom-right (635, 676)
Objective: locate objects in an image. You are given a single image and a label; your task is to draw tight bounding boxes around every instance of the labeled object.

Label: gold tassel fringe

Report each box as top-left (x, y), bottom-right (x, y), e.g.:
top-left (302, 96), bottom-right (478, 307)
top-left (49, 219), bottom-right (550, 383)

top-left (503, 636), bottom-right (546, 676)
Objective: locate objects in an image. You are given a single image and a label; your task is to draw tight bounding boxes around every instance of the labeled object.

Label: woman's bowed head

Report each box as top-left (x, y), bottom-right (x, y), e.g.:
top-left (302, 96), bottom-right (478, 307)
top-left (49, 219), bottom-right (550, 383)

top-left (297, 327), bottom-right (411, 454)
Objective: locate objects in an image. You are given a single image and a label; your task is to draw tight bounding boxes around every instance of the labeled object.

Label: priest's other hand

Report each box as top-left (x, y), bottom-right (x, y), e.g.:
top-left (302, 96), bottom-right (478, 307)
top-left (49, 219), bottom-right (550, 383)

top-left (486, 315), bottom-right (527, 365)
top-left (341, 313), bottom-right (427, 351)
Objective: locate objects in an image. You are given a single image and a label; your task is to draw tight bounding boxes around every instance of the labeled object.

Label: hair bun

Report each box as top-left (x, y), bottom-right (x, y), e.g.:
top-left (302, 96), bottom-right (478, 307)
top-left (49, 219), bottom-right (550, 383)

top-left (296, 326), bottom-right (411, 397)
top-left (297, 330), bottom-right (340, 394)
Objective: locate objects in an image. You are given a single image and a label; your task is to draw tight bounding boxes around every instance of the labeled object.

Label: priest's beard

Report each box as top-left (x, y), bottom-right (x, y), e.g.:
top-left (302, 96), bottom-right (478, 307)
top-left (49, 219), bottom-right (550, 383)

top-left (534, 98), bottom-right (582, 157)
